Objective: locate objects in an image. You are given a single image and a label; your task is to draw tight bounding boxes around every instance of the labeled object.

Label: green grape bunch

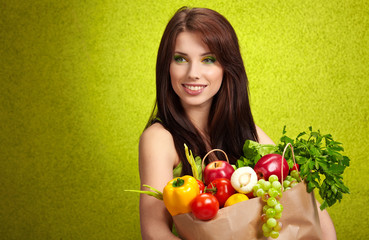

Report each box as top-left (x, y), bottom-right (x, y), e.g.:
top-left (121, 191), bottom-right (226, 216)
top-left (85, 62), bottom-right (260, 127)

top-left (253, 175), bottom-right (285, 239)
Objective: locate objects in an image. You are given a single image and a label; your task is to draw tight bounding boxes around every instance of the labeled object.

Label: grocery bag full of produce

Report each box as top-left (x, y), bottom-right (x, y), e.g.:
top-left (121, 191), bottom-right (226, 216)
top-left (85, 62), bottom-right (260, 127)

top-left (172, 127), bottom-right (349, 239)
top-left (173, 180), bottom-right (322, 240)
top-left (126, 127), bottom-right (349, 240)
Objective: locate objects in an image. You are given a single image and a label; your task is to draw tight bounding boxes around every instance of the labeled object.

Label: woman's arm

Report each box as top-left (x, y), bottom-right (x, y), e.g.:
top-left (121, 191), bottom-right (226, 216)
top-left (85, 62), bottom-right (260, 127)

top-left (139, 123), bottom-right (181, 240)
top-left (316, 201), bottom-right (337, 240)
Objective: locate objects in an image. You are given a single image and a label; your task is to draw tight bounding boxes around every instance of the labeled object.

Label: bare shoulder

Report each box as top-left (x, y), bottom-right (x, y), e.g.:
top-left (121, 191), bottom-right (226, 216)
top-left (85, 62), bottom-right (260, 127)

top-left (140, 123), bottom-right (177, 155)
top-left (139, 123), bottom-right (179, 177)
top-left (140, 122), bottom-right (172, 143)
top-left (255, 125), bottom-right (275, 145)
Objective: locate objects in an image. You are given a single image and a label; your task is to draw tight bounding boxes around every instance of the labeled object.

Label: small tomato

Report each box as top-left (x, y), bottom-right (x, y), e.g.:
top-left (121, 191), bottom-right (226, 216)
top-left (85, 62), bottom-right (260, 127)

top-left (246, 191), bottom-right (255, 199)
top-left (190, 193), bottom-right (219, 221)
top-left (205, 178), bottom-right (235, 208)
top-left (291, 163), bottom-right (300, 171)
top-left (196, 179), bottom-right (205, 194)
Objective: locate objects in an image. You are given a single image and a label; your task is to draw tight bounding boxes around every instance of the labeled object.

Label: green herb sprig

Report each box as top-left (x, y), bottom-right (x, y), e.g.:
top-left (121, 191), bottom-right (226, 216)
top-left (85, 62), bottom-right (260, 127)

top-left (277, 126), bottom-right (350, 210)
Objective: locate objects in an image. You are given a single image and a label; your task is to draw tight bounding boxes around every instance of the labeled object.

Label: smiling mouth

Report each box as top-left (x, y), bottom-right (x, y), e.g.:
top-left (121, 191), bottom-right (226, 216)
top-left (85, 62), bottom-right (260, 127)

top-left (183, 84), bottom-right (207, 91)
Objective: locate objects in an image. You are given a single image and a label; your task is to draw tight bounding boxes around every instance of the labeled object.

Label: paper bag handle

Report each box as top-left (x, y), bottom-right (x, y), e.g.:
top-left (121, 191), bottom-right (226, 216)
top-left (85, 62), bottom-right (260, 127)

top-left (281, 143), bottom-right (302, 189)
top-left (201, 149), bottom-right (229, 172)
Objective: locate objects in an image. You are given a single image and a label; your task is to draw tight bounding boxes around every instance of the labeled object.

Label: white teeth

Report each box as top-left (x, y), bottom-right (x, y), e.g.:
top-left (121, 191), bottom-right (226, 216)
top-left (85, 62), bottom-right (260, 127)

top-left (185, 85), bottom-right (205, 91)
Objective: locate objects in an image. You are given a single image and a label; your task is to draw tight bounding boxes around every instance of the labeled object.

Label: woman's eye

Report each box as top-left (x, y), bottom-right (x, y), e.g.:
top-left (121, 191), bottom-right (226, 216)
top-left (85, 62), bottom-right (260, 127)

top-left (202, 56), bottom-right (216, 64)
top-left (174, 55), bottom-right (187, 63)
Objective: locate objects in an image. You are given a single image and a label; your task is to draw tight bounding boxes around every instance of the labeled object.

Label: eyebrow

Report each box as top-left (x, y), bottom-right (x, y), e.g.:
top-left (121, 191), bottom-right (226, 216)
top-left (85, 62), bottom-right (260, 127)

top-left (174, 51), bottom-right (214, 56)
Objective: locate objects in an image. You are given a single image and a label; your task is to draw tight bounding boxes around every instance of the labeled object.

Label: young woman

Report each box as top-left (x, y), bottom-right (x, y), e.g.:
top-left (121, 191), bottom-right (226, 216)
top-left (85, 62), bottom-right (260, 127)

top-left (139, 6), bottom-right (336, 239)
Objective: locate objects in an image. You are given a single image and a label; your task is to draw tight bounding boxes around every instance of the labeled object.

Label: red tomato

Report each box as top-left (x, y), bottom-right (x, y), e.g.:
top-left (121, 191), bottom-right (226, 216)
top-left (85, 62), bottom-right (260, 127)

top-left (196, 179), bottom-right (205, 194)
top-left (246, 191), bottom-right (255, 199)
top-left (291, 163), bottom-right (300, 171)
top-left (190, 193), bottom-right (219, 221)
top-left (205, 178), bottom-right (235, 208)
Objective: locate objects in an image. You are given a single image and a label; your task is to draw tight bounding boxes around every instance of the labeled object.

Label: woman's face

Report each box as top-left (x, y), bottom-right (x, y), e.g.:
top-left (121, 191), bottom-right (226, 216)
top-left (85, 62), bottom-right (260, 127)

top-left (170, 31), bottom-right (224, 111)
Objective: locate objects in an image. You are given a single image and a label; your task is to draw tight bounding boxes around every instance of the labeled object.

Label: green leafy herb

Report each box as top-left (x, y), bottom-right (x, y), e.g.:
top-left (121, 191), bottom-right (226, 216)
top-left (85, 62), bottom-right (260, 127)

top-left (237, 140), bottom-right (278, 168)
top-left (277, 126), bottom-right (350, 210)
top-left (237, 126), bottom-right (350, 210)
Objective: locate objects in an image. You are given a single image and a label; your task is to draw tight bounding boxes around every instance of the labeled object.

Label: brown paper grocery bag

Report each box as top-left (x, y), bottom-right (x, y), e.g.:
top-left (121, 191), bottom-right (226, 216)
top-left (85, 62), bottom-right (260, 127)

top-left (173, 181), bottom-right (322, 240)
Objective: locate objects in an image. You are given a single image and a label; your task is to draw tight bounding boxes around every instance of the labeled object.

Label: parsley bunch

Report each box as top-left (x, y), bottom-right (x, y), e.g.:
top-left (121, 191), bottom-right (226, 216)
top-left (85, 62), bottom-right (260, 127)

top-left (236, 126), bottom-right (350, 210)
top-left (277, 126), bottom-right (350, 210)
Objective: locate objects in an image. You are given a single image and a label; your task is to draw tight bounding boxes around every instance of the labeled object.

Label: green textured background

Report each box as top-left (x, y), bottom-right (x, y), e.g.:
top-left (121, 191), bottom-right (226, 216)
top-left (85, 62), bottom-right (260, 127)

top-left (1, 0), bottom-right (368, 239)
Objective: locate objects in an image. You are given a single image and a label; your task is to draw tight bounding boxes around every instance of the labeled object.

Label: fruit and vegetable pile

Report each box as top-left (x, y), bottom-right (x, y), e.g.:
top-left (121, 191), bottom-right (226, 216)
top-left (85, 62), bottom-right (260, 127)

top-left (127, 127), bottom-right (350, 239)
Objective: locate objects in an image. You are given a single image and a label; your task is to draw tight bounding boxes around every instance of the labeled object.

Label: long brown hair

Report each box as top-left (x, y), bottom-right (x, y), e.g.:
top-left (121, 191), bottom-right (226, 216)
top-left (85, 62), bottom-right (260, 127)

top-left (146, 6), bottom-right (258, 175)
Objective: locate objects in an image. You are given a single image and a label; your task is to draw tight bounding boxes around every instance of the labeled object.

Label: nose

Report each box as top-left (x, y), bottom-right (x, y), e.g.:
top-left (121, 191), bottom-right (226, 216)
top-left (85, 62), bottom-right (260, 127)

top-left (188, 62), bottom-right (201, 80)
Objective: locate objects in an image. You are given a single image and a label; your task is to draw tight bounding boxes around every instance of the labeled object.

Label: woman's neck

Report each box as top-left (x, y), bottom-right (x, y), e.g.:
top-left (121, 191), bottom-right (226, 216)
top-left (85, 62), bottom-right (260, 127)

top-left (185, 106), bottom-right (209, 133)
top-left (184, 104), bottom-right (214, 150)
top-left (181, 99), bottom-right (212, 132)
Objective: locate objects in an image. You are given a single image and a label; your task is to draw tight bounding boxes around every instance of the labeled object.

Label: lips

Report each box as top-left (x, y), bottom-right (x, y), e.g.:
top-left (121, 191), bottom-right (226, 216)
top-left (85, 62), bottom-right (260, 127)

top-left (182, 84), bottom-right (207, 95)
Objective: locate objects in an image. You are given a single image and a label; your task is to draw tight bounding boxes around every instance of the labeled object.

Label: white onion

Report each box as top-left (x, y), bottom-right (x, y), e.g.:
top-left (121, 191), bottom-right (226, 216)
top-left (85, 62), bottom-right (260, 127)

top-left (231, 167), bottom-right (258, 194)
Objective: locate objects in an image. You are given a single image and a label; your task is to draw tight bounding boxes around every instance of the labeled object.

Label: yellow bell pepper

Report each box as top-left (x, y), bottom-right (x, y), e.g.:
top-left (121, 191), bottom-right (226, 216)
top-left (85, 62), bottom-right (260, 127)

top-left (163, 175), bottom-right (200, 216)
